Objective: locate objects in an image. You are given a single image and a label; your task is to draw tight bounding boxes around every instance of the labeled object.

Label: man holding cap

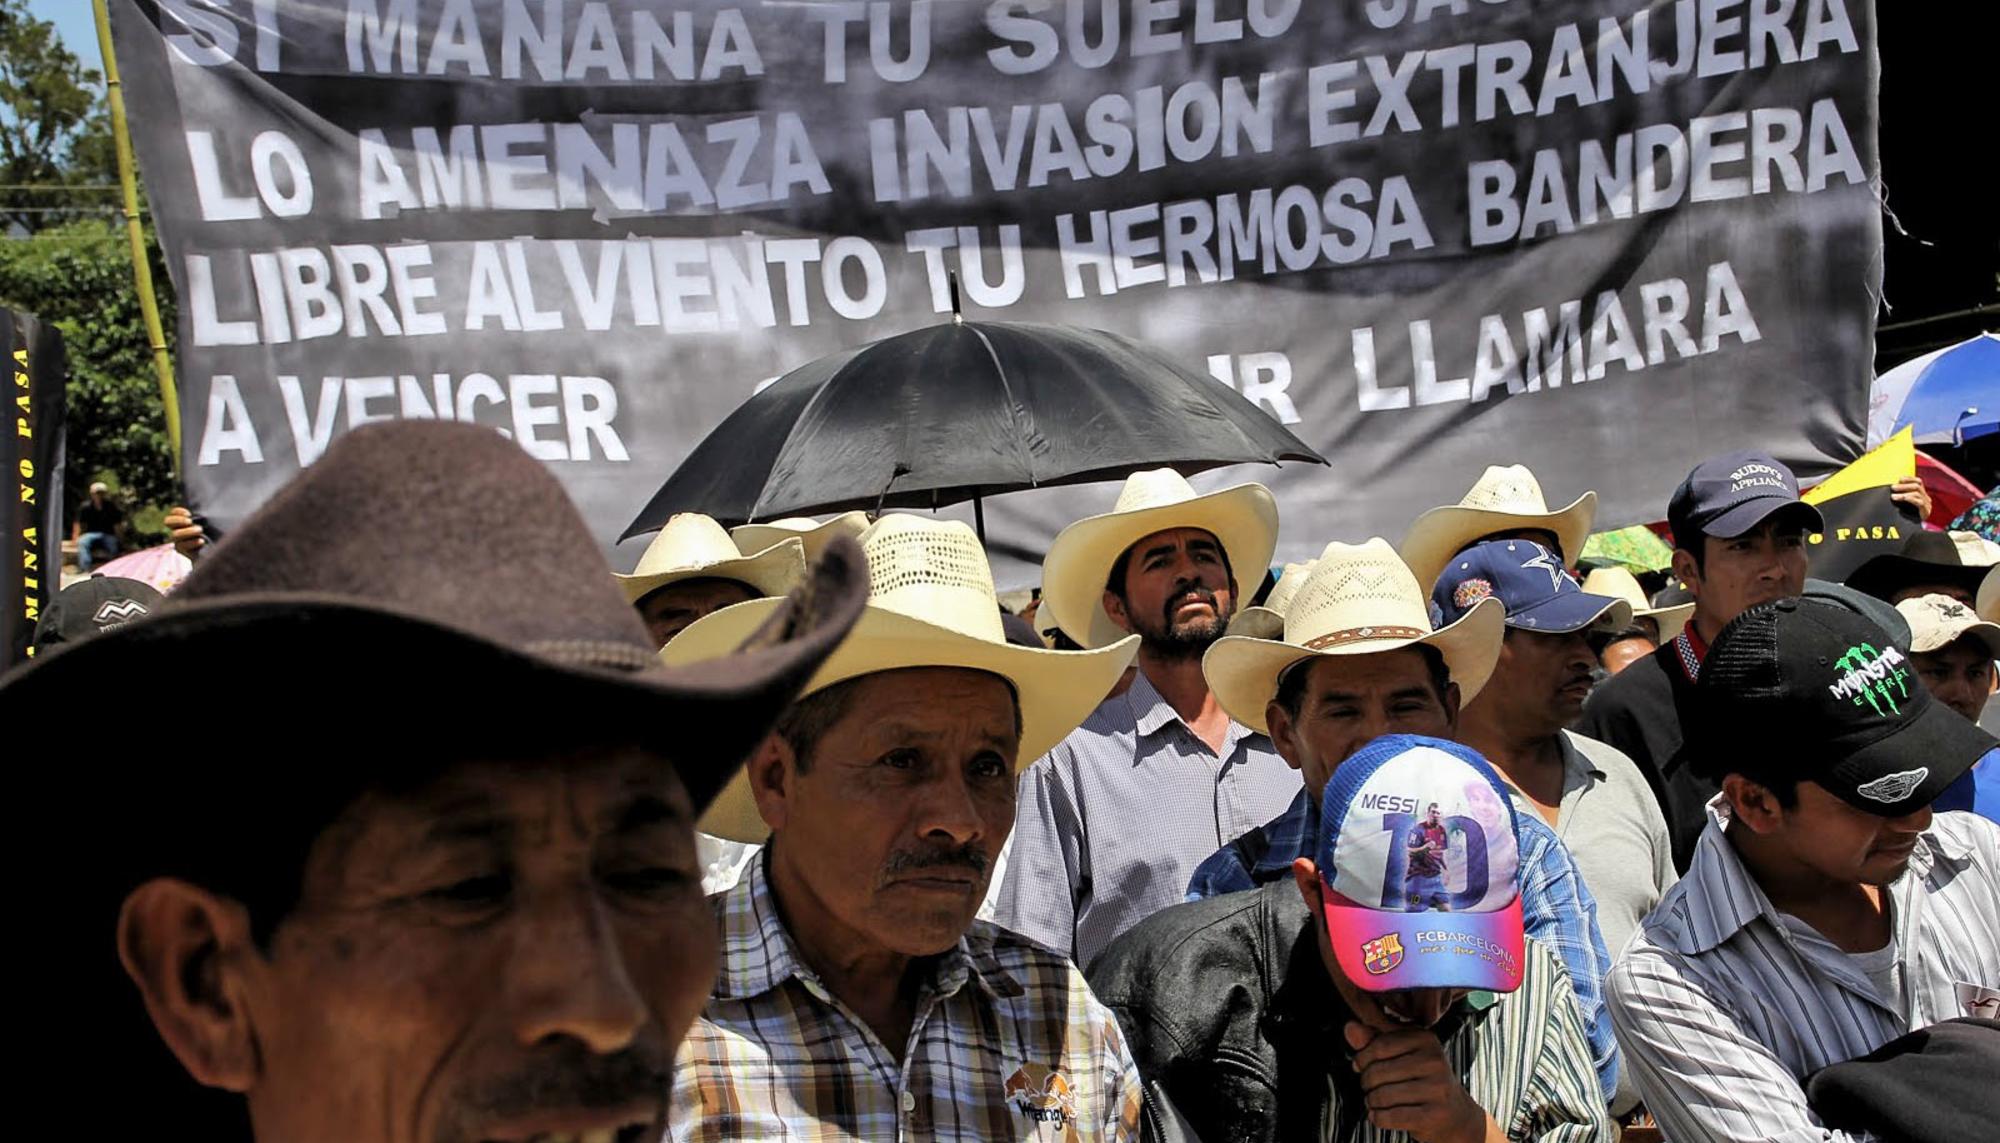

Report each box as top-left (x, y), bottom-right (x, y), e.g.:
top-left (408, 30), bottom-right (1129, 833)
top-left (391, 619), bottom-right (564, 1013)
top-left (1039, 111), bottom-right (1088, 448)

top-left (1579, 450), bottom-right (1824, 871)
top-left (1092, 735), bottom-right (1611, 1141)
top-left (1608, 598), bottom-right (2000, 1143)
top-left (1437, 542), bottom-right (1674, 968)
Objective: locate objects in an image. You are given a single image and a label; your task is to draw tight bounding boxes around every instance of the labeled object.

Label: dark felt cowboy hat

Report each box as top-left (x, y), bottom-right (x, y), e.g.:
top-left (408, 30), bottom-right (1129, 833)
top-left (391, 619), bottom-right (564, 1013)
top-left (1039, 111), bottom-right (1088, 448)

top-left (1845, 530), bottom-right (1993, 604)
top-left (0, 421), bottom-right (867, 815)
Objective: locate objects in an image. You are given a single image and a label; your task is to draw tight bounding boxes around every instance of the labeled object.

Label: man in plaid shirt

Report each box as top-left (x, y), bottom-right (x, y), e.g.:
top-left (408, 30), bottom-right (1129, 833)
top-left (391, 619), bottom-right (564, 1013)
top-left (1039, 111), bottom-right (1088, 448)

top-left (658, 515), bottom-right (1146, 1141)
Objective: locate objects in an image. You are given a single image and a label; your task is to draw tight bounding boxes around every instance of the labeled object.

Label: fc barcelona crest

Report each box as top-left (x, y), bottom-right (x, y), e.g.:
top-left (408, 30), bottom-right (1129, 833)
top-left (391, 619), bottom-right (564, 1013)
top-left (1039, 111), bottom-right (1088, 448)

top-left (1361, 933), bottom-right (1405, 975)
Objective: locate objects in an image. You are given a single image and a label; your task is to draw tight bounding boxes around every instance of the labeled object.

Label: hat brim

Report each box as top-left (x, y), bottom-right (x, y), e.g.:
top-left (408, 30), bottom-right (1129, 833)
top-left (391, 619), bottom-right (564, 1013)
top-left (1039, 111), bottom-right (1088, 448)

top-left (614, 538), bottom-right (806, 604)
top-left (665, 599), bottom-right (1139, 842)
top-left (730, 512), bottom-right (870, 563)
top-left (1636, 601), bottom-right (1696, 643)
top-left (1506, 592), bottom-right (1633, 635)
top-left (1225, 605), bottom-right (1286, 640)
top-left (0, 544), bottom-right (868, 820)
top-left (1324, 890), bottom-right (1525, 994)
top-left (1400, 492), bottom-right (1597, 597)
top-left (1204, 597), bottom-right (1506, 735)
top-left (1823, 699), bottom-right (1996, 817)
top-left (1703, 496), bottom-right (1824, 541)
top-left (1043, 483), bottom-right (1279, 649)
top-left (1846, 554), bottom-right (1990, 605)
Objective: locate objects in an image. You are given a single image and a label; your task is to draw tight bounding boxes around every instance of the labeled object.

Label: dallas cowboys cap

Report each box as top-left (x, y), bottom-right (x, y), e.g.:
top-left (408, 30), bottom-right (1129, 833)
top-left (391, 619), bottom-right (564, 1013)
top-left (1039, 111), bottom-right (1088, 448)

top-left (33, 576), bottom-right (164, 653)
top-left (1315, 735), bottom-right (1525, 994)
top-left (1668, 450), bottom-right (1824, 543)
top-left (1431, 539), bottom-right (1632, 635)
top-left (1685, 597), bottom-right (1995, 816)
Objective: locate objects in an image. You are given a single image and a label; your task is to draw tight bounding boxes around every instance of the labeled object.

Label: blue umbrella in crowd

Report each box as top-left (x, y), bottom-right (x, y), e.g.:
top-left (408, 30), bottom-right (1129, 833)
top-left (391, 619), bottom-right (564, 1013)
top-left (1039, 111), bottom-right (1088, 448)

top-left (623, 298), bottom-right (1326, 542)
top-left (1869, 332), bottom-right (2000, 447)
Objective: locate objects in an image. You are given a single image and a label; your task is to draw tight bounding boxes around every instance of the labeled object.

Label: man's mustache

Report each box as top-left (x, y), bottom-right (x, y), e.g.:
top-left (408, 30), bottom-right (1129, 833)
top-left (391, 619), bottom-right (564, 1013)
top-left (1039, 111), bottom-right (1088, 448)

top-left (1163, 585), bottom-right (1221, 625)
top-left (883, 843), bottom-right (990, 877)
top-left (452, 1043), bottom-right (669, 1132)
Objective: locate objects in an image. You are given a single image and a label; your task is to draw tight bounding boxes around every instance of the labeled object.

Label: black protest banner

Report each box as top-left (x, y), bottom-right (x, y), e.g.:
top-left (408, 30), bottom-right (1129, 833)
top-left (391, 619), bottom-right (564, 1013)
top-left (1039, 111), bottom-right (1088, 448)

top-left (109, 0), bottom-right (1879, 574)
top-left (2, 308), bottom-right (68, 668)
top-left (1804, 487), bottom-right (1911, 583)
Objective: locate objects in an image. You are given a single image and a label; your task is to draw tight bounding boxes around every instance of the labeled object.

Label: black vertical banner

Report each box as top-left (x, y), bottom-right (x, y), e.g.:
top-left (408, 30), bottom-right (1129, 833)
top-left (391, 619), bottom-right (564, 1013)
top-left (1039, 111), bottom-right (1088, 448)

top-left (2, 308), bottom-right (68, 669)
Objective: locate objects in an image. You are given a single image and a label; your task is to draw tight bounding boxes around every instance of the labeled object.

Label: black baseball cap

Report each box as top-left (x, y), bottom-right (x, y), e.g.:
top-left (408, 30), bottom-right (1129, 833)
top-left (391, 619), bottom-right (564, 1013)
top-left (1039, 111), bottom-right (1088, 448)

top-left (33, 577), bottom-right (165, 653)
top-left (1668, 450), bottom-right (1825, 545)
top-left (1684, 597), bottom-right (1995, 816)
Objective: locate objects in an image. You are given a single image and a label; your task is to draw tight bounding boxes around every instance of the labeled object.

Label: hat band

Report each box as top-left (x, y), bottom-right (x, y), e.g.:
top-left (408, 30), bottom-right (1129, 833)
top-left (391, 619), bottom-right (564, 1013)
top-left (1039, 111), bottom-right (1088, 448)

top-left (1302, 625), bottom-right (1429, 651)
top-left (525, 639), bottom-right (660, 672)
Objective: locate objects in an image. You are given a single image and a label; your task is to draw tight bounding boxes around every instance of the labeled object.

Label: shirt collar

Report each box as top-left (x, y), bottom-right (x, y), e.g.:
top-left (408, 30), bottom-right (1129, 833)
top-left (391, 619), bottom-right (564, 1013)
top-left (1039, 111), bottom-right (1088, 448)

top-left (1670, 796), bottom-right (1956, 956)
top-left (711, 848), bottom-right (1022, 1003)
top-left (1125, 666), bottom-right (1259, 755)
top-left (1555, 731), bottom-right (1606, 799)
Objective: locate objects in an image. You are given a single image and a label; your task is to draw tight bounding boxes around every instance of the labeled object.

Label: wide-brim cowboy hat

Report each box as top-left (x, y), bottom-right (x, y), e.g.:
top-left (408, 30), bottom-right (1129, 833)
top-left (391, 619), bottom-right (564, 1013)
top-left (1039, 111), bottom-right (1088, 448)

top-left (1401, 465), bottom-right (1596, 594)
top-left (1204, 539), bottom-right (1506, 735)
top-left (1225, 560), bottom-right (1318, 640)
top-left (1581, 566), bottom-right (1695, 643)
top-left (616, 513), bottom-right (805, 604)
top-left (666, 514), bottom-right (1139, 842)
top-left (1980, 566), bottom-right (1999, 623)
top-left (1042, 469), bottom-right (1279, 649)
top-left (731, 511), bottom-right (870, 563)
top-left (1845, 530), bottom-right (1994, 603)
top-left (0, 422), bottom-right (868, 822)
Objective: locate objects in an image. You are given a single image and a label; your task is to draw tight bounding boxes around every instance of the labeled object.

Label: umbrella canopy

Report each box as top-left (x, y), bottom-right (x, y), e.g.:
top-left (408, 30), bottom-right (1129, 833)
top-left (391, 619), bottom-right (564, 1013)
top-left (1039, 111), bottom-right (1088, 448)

top-left (93, 543), bottom-right (193, 594)
top-left (621, 320), bottom-right (1325, 540)
top-left (1869, 333), bottom-right (2000, 447)
top-left (1580, 524), bottom-right (1675, 572)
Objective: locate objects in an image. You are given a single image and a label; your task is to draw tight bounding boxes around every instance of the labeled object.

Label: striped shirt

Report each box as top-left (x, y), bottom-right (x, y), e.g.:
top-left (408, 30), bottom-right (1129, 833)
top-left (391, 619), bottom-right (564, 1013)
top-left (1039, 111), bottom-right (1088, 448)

top-left (990, 669), bottom-right (1303, 970)
top-left (1607, 808), bottom-right (2000, 1143)
top-left (668, 852), bottom-right (1144, 1142)
top-left (1319, 940), bottom-right (1611, 1143)
top-left (1183, 785), bottom-right (1622, 1103)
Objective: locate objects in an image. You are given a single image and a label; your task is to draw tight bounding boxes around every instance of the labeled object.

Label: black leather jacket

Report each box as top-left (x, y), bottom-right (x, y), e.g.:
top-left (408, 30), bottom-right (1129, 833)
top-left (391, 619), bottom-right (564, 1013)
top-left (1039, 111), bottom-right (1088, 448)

top-left (1088, 883), bottom-right (1474, 1143)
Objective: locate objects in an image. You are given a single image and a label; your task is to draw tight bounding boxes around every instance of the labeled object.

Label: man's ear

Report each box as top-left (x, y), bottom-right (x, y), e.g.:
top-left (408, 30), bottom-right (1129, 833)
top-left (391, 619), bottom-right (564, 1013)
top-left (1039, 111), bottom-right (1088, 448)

top-left (1441, 680), bottom-right (1463, 733)
top-left (1266, 700), bottom-right (1304, 772)
top-left (1101, 587), bottom-right (1135, 636)
top-left (745, 731), bottom-right (797, 833)
top-left (1289, 858), bottom-right (1323, 919)
top-left (1671, 548), bottom-right (1703, 599)
top-left (1722, 774), bottom-right (1786, 834)
top-left (116, 878), bottom-right (264, 1094)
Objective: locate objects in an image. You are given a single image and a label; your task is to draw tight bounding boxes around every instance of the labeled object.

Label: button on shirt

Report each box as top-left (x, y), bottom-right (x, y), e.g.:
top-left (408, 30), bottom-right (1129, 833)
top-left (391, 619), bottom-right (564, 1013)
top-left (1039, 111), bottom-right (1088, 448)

top-left (669, 854), bottom-right (1144, 1142)
top-left (991, 670), bottom-right (1303, 971)
top-left (1608, 807), bottom-right (2000, 1143)
top-left (1184, 784), bottom-right (1622, 1103)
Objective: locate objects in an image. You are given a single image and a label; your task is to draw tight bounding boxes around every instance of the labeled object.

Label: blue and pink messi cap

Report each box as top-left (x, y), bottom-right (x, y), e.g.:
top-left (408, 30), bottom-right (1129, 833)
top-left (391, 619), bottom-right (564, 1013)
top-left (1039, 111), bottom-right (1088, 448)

top-left (1315, 735), bottom-right (1526, 994)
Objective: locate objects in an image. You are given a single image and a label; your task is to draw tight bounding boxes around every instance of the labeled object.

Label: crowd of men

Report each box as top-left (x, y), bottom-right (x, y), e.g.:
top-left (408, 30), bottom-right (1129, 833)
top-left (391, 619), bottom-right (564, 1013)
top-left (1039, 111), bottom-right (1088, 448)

top-left (7, 419), bottom-right (1997, 1142)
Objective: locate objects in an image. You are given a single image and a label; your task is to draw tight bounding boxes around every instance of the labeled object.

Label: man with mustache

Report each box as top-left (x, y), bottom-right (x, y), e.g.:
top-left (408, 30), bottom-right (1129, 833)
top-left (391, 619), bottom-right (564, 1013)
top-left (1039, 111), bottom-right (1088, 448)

top-left (660, 515), bottom-right (1145, 1140)
top-left (1578, 450), bottom-right (1825, 872)
top-left (1608, 598), bottom-right (2000, 1143)
top-left (991, 469), bottom-right (1304, 970)
top-left (0, 422), bottom-right (866, 1142)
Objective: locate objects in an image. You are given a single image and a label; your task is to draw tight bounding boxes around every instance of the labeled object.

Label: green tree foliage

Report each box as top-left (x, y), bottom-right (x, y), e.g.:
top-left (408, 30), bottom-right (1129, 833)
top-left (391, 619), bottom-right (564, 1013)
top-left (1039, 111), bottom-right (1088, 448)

top-left (0, 218), bottom-right (179, 529)
top-left (1, 0), bottom-right (119, 232)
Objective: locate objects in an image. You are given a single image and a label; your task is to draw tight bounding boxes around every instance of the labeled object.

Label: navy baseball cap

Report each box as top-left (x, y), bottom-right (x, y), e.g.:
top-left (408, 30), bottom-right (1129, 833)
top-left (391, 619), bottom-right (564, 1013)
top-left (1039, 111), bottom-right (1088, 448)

top-left (1668, 450), bottom-right (1824, 543)
top-left (1432, 540), bottom-right (1633, 635)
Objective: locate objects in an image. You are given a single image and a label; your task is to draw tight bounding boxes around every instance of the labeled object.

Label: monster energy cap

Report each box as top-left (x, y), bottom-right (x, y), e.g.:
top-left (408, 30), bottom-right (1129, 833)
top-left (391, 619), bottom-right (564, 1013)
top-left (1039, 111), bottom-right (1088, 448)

top-left (1684, 597), bottom-right (1996, 816)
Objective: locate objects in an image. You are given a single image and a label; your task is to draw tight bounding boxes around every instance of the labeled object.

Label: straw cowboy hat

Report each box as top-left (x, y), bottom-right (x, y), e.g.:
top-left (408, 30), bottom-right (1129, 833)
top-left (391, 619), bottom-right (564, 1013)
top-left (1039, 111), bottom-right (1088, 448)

top-left (1203, 538), bottom-right (1505, 735)
top-left (731, 511), bottom-right (871, 563)
top-left (1581, 566), bottom-right (1695, 643)
top-left (1400, 465), bottom-right (1597, 594)
top-left (667, 514), bottom-right (1140, 842)
top-left (616, 512), bottom-right (805, 604)
top-left (0, 421), bottom-right (868, 824)
top-left (1979, 566), bottom-right (1999, 623)
top-left (1226, 560), bottom-right (1318, 640)
top-left (1041, 468), bottom-right (1279, 649)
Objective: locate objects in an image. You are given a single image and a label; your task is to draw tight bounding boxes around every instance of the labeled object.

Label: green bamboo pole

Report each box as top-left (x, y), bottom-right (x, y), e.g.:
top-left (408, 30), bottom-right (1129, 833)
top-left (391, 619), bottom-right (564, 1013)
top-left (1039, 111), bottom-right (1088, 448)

top-left (91, 0), bottom-right (182, 480)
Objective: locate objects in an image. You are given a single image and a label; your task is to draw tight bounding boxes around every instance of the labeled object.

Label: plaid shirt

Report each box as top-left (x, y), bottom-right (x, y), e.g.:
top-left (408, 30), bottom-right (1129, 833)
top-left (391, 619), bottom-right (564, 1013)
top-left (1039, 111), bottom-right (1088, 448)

top-left (1185, 787), bottom-right (1620, 1102)
top-left (668, 854), bottom-right (1144, 1142)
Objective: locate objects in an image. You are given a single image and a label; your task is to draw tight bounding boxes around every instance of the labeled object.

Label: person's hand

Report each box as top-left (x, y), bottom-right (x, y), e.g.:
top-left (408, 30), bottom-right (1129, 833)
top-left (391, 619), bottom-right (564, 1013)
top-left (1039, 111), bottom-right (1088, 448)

top-left (1890, 475), bottom-right (1932, 522)
top-left (1345, 1021), bottom-right (1496, 1143)
top-left (164, 505), bottom-right (207, 556)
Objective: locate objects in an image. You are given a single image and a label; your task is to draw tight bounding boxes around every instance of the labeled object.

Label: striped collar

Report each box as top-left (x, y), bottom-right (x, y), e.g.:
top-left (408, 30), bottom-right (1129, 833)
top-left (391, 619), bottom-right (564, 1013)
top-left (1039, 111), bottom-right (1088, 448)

top-left (1664, 799), bottom-right (1965, 958)
top-left (1670, 622), bottom-right (1709, 683)
top-left (712, 848), bottom-right (1025, 1004)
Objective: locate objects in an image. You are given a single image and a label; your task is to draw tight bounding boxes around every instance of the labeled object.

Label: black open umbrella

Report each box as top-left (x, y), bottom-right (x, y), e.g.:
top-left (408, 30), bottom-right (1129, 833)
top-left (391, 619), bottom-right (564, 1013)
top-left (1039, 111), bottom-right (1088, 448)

top-left (621, 316), bottom-right (1326, 541)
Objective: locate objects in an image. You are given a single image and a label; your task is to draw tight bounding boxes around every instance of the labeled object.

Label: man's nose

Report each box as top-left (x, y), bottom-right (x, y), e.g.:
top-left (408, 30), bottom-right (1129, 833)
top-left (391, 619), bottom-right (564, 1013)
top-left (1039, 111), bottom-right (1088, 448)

top-left (507, 884), bottom-right (651, 1055)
